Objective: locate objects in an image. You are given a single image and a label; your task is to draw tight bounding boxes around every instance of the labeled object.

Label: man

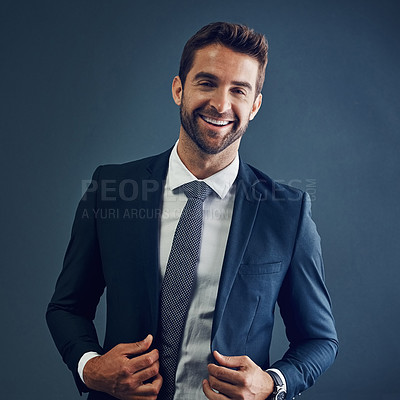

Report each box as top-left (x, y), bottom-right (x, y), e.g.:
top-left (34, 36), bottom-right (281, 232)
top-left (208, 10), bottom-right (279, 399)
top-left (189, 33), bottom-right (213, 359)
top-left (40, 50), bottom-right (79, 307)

top-left (47, 22), bottom-right (338, 400)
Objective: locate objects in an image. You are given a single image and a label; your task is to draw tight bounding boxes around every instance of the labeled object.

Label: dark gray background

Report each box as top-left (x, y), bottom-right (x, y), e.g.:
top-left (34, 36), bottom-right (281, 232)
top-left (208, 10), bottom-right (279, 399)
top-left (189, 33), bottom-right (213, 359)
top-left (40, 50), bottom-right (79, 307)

top-left (1, 0), bottom-right (399, 399)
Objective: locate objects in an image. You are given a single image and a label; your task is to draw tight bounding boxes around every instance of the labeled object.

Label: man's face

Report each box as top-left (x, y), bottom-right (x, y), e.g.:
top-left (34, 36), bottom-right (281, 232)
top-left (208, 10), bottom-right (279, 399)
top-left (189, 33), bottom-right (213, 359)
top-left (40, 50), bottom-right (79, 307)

top-left (173, 44), bottom-right (262, 155)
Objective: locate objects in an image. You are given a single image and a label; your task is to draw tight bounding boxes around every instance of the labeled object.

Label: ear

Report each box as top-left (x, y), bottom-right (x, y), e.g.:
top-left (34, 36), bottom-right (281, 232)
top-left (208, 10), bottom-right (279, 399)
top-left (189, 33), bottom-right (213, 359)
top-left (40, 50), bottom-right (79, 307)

top-left (249, 93), bottom-right (262, 121)
top-left (172, 76), bottom-right (183, 106)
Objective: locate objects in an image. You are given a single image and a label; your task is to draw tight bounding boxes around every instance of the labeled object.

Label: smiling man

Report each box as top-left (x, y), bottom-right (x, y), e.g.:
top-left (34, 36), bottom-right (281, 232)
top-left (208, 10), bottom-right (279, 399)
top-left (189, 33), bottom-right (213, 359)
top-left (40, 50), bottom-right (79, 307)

top-left (47, 22), bottom-right (338, 400)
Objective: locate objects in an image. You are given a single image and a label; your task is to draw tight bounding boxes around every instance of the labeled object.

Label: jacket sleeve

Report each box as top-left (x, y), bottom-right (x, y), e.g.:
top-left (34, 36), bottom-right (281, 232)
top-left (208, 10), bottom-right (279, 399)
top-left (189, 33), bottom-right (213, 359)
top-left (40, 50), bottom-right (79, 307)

top-left (46, 166), bottom-right (106, 394)
top-left (271, 192), bottom-right (338, 399)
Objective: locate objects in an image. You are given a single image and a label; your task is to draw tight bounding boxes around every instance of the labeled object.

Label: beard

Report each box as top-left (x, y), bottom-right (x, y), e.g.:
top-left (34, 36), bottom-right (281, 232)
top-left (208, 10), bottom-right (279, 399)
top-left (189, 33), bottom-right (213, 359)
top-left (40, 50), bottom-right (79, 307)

top-left (179, 100), bottom-right (250, 155)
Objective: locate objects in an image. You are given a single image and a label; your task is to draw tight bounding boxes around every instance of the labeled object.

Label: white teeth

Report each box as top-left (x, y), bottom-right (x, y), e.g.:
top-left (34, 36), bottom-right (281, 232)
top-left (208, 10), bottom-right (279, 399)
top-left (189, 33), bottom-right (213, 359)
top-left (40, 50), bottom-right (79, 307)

top-left (202, 116), bottom-right (230, 126)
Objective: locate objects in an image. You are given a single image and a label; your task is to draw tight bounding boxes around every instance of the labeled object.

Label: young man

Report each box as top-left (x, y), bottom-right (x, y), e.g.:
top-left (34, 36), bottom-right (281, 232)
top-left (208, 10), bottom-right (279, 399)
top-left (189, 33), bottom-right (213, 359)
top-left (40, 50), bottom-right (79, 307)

top-left (47, 22), bottom-right (338, 400)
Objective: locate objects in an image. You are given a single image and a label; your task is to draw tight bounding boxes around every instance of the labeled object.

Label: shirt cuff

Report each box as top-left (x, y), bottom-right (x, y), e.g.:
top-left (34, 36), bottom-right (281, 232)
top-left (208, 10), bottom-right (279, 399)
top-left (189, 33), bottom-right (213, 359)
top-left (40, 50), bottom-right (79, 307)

top-left (78, 351), bottom-right (101, 384)
top-left (266, 368), bottom-right (287, 392)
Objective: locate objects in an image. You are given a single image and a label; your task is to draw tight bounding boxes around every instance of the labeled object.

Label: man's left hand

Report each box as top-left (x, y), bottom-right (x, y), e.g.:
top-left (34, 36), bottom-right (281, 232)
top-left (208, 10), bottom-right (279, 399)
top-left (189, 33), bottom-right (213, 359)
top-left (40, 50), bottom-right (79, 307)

top-left (203, 351), bottom-right (274, 399)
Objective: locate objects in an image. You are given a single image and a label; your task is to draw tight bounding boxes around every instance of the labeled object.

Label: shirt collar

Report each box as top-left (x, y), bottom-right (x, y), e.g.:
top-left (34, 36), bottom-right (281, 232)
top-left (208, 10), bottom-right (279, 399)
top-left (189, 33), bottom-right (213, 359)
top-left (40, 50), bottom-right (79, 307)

top-left (166, 141), bottom-right (239, 199)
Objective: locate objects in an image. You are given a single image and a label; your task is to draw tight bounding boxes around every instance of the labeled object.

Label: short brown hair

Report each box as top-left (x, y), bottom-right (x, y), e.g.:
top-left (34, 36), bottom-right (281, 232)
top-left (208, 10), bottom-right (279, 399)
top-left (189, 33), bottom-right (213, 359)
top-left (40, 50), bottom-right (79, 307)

top-left (179, 22), bottom-right (269, 96)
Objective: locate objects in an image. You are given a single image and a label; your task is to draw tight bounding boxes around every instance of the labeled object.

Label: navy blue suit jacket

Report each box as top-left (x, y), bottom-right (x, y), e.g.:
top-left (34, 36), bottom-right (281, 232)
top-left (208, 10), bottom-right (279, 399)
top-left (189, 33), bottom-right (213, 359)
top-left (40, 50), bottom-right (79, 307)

top-left (47, 148), bottom-right (338, 400)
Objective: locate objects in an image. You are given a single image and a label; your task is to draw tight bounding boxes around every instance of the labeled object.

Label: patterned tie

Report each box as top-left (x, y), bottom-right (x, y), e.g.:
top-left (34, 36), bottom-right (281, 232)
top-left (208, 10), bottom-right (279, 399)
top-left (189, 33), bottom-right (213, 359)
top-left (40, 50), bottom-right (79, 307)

top-left (158, 180), bottom-right (213, 400)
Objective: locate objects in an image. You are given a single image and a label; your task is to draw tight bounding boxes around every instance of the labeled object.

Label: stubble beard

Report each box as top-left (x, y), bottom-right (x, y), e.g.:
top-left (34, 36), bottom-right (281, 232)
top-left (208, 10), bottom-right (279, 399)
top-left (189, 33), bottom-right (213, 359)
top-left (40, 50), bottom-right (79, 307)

top-left (179, 101), bottom-right (250, 155)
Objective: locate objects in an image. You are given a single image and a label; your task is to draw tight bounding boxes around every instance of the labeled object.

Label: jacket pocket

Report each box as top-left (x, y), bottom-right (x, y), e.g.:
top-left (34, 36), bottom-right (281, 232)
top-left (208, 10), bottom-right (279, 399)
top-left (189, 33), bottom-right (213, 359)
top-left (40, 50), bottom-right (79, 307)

top-left (239, 261), bottom-right (282, 275)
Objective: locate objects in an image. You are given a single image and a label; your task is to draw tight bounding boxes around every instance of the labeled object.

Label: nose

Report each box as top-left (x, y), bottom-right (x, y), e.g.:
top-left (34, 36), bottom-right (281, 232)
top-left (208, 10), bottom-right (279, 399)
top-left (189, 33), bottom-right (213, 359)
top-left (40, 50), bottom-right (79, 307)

top-left (209, 88), bottom-right (231, 114)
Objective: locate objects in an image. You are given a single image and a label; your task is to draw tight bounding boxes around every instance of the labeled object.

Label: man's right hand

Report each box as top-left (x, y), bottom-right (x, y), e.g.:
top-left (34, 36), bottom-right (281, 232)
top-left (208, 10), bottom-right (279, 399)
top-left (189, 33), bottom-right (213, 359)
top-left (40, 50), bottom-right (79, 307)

top-left (83, 334), bottom-right (162, 400)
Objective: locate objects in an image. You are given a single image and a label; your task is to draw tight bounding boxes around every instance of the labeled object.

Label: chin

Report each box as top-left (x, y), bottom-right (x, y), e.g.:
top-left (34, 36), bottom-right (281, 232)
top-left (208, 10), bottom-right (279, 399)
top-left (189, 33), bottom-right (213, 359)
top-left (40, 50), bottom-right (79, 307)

top-left (196, 135), bottom-right (241, 155)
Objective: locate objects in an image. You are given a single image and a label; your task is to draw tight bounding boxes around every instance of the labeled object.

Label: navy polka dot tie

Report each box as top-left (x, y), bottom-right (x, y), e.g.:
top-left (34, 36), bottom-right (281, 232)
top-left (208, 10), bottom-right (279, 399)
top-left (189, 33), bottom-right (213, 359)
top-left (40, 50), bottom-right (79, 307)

top-left (158, 180), bottom-right (213, 400)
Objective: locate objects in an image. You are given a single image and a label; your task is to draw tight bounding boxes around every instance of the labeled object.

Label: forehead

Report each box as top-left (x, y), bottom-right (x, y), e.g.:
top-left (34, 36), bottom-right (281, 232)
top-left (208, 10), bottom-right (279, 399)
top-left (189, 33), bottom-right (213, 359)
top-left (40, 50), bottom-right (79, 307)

top-left (188, 44), bottom-right (259, 89)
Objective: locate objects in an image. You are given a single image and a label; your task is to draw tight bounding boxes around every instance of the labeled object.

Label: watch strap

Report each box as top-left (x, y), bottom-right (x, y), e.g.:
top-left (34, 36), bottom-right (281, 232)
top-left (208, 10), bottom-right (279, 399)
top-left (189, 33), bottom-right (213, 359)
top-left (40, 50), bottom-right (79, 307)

top-left (266, 370), bottom-right (286, 400)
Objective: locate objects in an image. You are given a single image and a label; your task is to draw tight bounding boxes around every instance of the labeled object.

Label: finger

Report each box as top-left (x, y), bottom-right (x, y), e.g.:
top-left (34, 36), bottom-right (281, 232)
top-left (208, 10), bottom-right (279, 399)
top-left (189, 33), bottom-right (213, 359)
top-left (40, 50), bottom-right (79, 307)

top-left (208, 374), bottom-right (237, 398)
top-left (114, 373), bottom-right (161, 400)
top-left (213, 350), bottom-right (247, 369)
top-left (132, 359), bottom-right (160, 383)
top-left (124, 395), bottom-right (158, 400)
top-left (151, 372), bottom-right (163, 391)
top-left (132, 383), bottom-right (160, 397)
top-left (128, 396), bottom-right (157, 400)
top-left (127, 397), bottom-right (156, 400)
top-left (126, 349), bottom-right (159, 374)
top-left (203, 379), bottom-right (228, 399)
top-left (208, 363), bottom-right (241, 384)
top-left (133, 373), bottom-right (163, 396)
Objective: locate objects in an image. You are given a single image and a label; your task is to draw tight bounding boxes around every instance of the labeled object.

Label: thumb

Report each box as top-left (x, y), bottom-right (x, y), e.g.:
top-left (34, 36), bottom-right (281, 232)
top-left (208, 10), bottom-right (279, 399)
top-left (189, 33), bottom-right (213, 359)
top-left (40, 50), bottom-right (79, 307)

top-left (122, 334), bottom-right (153, 356)
top-left (213, 350), bottom-right (241, 368)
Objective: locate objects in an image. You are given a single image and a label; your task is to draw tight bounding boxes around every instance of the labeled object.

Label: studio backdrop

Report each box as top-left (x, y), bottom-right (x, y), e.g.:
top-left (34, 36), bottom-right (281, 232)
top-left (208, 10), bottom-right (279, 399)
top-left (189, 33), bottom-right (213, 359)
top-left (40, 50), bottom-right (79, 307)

top-left (1, 1), bottom-right (399, 399)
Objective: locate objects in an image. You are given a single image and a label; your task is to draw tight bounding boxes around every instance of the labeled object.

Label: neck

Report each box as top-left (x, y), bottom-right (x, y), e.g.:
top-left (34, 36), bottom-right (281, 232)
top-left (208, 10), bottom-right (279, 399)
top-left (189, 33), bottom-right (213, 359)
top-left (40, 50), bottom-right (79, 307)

top-left (177, 130), bottom-right (239, 180)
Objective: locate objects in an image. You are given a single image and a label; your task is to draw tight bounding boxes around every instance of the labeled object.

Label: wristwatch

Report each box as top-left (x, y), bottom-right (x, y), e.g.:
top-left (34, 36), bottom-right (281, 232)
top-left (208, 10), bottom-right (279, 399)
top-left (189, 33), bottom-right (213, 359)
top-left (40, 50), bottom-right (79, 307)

top-left (266, 370), bottom-right (287, 400)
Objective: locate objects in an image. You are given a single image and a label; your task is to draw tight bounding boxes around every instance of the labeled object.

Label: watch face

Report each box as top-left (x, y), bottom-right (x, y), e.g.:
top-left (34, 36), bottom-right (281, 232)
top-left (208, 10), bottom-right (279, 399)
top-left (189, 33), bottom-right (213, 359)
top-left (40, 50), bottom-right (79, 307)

top-left (277, 392), bottom-right (286, 400)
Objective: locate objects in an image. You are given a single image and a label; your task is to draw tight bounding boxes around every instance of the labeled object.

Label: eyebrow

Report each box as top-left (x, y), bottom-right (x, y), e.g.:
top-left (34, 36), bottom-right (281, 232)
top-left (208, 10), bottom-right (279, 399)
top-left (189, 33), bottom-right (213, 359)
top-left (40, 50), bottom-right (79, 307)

top-left (193, 72), bottom-right (253, 92)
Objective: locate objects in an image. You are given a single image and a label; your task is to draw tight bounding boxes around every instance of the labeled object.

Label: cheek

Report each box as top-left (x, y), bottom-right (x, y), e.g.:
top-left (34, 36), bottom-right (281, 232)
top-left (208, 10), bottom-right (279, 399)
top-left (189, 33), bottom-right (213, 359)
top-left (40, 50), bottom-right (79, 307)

top-left (190, 90), bottom-right (214, 106)
top-left (234, 105), bottom-right (252, 122)
top-left (183, 97), bottom-right (201, 113)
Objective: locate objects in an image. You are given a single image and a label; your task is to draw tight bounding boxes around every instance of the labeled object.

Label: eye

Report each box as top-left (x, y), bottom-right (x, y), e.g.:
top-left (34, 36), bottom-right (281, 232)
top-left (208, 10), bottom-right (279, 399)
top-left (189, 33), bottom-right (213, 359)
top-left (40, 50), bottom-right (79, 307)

top-left (232, 88), bottom-right (246, 96)
top-left (198, 80), bottom-right (215, 88)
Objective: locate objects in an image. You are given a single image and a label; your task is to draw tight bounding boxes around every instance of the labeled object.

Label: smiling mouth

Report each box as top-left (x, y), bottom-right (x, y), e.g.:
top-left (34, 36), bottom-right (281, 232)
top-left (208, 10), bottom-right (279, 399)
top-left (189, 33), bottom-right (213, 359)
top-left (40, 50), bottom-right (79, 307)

top-left (199, 114), bottom-right (234, 127)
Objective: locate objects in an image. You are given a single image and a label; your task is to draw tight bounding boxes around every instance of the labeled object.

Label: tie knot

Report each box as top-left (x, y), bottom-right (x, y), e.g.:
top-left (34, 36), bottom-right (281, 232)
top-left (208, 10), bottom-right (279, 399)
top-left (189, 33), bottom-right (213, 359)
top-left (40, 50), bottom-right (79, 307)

top-left (181, 181), bottom-right (213, 202)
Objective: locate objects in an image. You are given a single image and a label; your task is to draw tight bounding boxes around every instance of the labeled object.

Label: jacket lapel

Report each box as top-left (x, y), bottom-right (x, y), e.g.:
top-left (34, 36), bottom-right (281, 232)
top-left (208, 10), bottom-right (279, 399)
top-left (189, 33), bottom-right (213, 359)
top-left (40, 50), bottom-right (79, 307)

top-left (211, 160), bottom-right (263, 340)
top-left (137, 148), bottom-right (172, 334)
